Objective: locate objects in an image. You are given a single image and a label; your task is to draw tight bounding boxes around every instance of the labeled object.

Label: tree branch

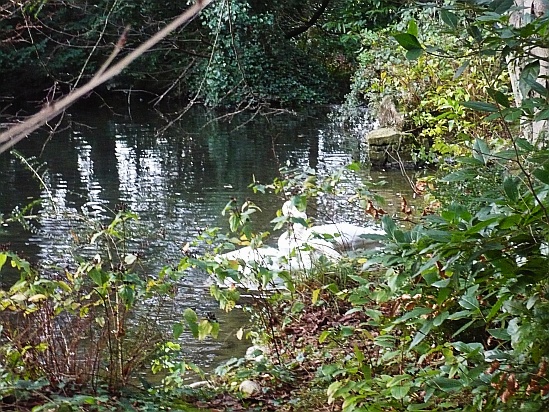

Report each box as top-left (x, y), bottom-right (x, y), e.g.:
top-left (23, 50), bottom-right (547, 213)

top-left (284, 0), bottom-right (332, 39)
top-left (0, 0), bottom-right (214, 155)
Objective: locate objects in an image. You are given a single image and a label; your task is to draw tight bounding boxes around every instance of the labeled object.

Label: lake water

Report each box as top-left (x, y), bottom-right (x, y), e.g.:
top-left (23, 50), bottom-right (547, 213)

top-left (0, 101), bottom-right (416, 372)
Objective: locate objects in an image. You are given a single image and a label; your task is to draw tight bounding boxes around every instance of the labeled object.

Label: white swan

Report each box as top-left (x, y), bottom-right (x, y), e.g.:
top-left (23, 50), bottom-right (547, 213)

top-left (310, 223), bottom-right (384, 251)
top-left (212, 200), bottom-right (385, 290)
top-left (215, 245), bottom-right (287, 289)
top-left (280, 201), bottom-right (384, 252)
top-left (277, 224), bottom-right (342, 262)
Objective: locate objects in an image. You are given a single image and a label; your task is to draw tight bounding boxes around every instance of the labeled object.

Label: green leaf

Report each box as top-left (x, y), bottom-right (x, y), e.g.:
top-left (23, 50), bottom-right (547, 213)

top-left (319, 330), bottom-right (331, 344)
top-left (410, 320), bottom-right (433, 348)
top-left (465, 216), bottom-right (501, 234)
top-left (407, 19), bottom-right (418, 37)
top-left (488, 328), bottom-right (511, 340)
top-left (381, 215), bottom-right (397, 239)
top-left (198, 319), bottom-right (217, 340)
top-left (393, 33), bottom-right (423, 51)
top-left (396, 307), bottom-right (433, 323)
top-left (432, 278), bottom-right (451, 288)
top-left (515, 138), bottom-right (535, 152)
top-left (457, 156), bottom-right (484, 165)
top-left (406, 48), bottom-right (424, 60)
top-left (341, 326), bottom-right (355, 337)
top-left (498, 215), bottom-right (521, 229)
top-left (533, 168), bottom-right (549, 184)
top-left (346, 162), bottom-right (361, 172)
top-left (535, 108), bottom-right (549, 121)
top-left (503, 176), bottom-right (519, 202)
top-left (519, 61), bottom-right (540, 97)
top-left (453, 60), bottom-right (469, 80)
top-left (487, 88), bottom-right (510, 108)
top-left (89, 268), bottom-right (108, 287)
top-left (184, 308), bottom-right (199, 338)
top-left (467, 25), bottom-right (483, 42)
top-left (485, 112), bottom-right (503, 121)
top-left (0, 253), bottom-right (7, 271)
top-left (462, 101), bottom-right (499, 112)
top-left (523, 78), bottom-right (549, 98)
top-left (440, 10), bottom-right (459, 30)
top-left (433, 311), bottom-right (450, 327)
top-left (503, 108), bottom-right (523, 122)
top-left (440, 168), bottom-right (478, 182)
top-left (452, 319), bottom-right (476, 338)
top-left (354, 345), bottom-right (365, 363)
top-left (477, 12), bottom-right (503, 22)
top-left (490, 0), bottom-right (514, 14)
top-left (119, 284), bottom-right (135, 306)
top-left (391, 383), bottom-right (412, 399)
top-left (458, 295), bottom-right (479, 312)
top-left (430, 377), bottom-right (463, 392)
top-left (448, 310), bottom-right (471, 320)
top-left (472, 138), bottom-right (490, 164)
top-left (173, 322), bottom-right (184, 339)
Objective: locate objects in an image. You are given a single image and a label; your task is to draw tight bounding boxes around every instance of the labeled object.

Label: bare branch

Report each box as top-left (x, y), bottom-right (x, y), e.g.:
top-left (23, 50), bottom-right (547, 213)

top-left (0, 0), bottom-right (214, 155)
top-left (285, 0), bottom-right (332, 39)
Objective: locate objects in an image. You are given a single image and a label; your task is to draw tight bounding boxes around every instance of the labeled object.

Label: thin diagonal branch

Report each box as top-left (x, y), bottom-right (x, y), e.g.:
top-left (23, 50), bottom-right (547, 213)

top-left (0, 0), bottom-right (214, 155)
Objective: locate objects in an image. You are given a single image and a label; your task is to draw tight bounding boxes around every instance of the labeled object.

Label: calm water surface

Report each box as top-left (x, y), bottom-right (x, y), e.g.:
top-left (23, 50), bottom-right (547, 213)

top-left (0, 103), bottom-right (416, 371)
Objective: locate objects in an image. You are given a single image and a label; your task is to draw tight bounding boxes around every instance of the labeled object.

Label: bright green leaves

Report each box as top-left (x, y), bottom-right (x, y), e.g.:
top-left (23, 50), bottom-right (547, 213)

top-left (393, 32), bottom-right (423, 60)
top-left (222, 198), bottom-right (261, 239)
top-left (182, 308), bottom-right (219, 340)
top-left (89, 266), bottom-right (110, 287)
top-left (0, 252), bottom-right (6, 272)
top-left (387, 374), bottom-right (412, 399)
top-left (393, 20), bottom-right (424, 60)
top-left (394, 33), bottom-right (423, 50)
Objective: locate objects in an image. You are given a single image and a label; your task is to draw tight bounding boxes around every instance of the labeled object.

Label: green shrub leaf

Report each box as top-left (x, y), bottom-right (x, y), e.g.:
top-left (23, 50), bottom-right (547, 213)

top-left (462, 101), bottom-right (499, 112)
top-left (440, 10), bottom-right (459, 30)
top-left (393, 33), bottom-right (423, 51)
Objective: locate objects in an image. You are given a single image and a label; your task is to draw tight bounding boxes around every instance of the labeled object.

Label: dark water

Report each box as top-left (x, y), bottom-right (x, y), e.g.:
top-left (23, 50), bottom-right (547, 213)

top-left (0, 102), bottom-right (416, 371)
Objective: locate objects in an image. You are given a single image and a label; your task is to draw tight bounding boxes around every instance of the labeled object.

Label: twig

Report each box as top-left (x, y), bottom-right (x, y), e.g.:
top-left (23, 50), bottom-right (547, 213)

top-left (0, 0), bottom-right (214, 155)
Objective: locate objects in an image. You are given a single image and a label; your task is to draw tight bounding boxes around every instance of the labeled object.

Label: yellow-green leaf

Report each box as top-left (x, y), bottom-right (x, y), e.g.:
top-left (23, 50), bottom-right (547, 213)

top-left (28, 294), bottom-right (47, 302)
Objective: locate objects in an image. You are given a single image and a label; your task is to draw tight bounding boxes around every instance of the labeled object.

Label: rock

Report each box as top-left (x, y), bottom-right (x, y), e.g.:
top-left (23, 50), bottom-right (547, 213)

top-left (365, 127), bottom-right (414, 167)
top-left (238, 379), bottom-right (261, 397)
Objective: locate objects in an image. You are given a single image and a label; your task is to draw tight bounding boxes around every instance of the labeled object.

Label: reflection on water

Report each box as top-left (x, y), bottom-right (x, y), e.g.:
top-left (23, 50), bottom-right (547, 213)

top-left (0, 103), bottom-right (416, 371)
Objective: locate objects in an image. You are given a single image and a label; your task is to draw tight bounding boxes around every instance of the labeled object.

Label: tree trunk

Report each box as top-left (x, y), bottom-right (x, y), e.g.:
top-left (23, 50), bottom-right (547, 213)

top-left (508, 0), bottom-right (549, 143)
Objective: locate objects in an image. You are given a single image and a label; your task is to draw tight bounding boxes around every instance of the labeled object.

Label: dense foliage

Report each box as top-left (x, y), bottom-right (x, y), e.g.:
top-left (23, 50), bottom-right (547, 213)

top-left (0, 206), bottom-right (216, 410)
top-left (0, 0), bottom-right (399, 108)
top-left (2, 0), bottom-right (549, 410)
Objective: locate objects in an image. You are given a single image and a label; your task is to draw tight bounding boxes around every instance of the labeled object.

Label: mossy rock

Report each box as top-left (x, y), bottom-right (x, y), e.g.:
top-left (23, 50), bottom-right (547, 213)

top-left (365, 127), bottom-right (415, 167)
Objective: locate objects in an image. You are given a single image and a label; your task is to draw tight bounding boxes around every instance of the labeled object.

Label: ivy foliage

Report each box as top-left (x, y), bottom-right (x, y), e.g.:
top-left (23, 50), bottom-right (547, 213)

top-left (0, 0), bottom-right (400, 108)
top-left (192, 0), bottom-right (331, 108)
